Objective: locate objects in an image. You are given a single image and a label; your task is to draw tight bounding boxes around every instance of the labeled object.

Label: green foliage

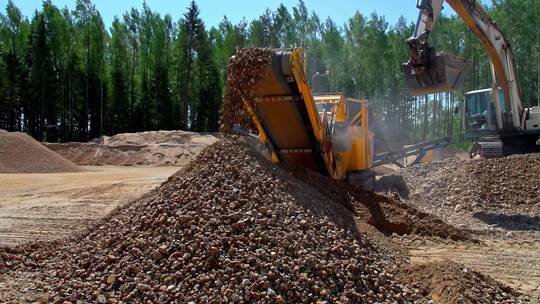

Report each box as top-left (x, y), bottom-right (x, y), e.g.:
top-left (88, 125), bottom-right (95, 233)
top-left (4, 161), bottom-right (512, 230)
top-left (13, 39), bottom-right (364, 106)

top-left (0, 0), bottom-right (224, 141)
top-left (0, 0), bottom-right (538, 148)
top-left (109, 17), bottom-right (129, 133)
top-left (0, 0), bottom-right (30, 134)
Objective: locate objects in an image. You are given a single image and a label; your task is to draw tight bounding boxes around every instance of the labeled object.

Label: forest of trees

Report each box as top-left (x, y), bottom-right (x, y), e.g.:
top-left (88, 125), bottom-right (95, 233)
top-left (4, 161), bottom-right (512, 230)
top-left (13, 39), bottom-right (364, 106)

top-left (0, 0), bottom-right (538, 146)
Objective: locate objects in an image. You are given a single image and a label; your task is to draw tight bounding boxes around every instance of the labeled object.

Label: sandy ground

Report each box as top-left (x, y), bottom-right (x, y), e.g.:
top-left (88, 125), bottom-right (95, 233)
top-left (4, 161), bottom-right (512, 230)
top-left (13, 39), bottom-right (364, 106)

top-left (397, 233), bottom-right (540, 302)
top-left (375, 154), bottom-right (540, 301)
top-left (0, 166), bottom-right (178, 247)
top-left (45, 130), bottom-right (219, 167)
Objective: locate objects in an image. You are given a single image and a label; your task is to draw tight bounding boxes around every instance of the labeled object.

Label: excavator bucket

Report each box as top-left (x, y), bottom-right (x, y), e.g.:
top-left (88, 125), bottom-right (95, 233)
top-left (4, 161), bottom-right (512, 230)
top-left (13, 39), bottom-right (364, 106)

top-left (403, 53), bottom-right (473, 96)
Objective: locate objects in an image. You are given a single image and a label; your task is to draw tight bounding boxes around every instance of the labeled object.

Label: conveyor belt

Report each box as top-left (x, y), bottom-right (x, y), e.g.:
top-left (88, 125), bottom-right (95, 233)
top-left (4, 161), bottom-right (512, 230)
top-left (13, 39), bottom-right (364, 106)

top-left (245, 49), bottom-right (335, 176)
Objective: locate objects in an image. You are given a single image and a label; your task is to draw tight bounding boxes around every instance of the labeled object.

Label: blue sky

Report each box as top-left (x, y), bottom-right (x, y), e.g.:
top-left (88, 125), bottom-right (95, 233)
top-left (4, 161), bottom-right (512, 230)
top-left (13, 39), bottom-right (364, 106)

top-left (7, 0), bottom-right (490, 30)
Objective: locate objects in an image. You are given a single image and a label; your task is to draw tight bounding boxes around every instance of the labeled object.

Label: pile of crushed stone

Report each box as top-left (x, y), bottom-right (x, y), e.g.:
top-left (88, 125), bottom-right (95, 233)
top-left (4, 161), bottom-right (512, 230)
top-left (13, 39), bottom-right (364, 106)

top-left (0, 138), bottom-right (523, 303)
top-left (381, 154), bottom-right (540, 231)
top-left (1, 138), bottom-right (420, 303)
top-left (220, 48), bottom-right (273, 133)
top-left (293, 168), bottom-right (469, 242)
top-left (45, 130), bottom-right (219, 167)
top-left (0, 130), bottom-right (81, 174)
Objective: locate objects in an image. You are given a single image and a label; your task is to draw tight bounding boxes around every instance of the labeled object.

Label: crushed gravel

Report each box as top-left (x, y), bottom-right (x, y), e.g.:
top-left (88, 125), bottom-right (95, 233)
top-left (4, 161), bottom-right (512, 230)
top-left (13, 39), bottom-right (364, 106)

top-left (379, 154), bottom-right (540, 232)
top-left (1, 138), bottom-right (419, 303)
top-left (0, 138), bottom-right (525, 303)
top-left (220, 48), bottom-right (273, 133)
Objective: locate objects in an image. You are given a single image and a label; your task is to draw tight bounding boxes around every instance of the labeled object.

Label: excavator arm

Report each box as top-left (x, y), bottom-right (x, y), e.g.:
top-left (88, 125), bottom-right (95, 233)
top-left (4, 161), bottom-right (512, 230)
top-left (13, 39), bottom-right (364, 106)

top-left (405, 0), bottom-right (524, 131)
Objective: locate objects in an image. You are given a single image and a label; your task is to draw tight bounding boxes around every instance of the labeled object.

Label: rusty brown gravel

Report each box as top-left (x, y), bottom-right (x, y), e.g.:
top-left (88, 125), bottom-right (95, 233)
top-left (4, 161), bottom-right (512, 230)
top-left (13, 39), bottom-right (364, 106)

top-left (1, 138), bottom-right (422, 303)
top-left (220, 48), bottom-right (273, 133)
top-left (0, 138), bottom-right (526, 303)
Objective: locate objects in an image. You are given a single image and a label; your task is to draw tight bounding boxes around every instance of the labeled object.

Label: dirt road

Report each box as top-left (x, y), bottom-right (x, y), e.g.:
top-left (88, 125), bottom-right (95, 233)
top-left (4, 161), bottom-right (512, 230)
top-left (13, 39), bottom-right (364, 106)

top-left (0, 166), bottom-right (178, 247)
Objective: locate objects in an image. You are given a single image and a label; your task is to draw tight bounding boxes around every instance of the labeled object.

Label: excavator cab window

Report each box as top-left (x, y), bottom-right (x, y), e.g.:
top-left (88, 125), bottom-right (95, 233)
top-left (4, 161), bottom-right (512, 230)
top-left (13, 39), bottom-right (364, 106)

top-left (312, 72), bottom-right (331, 94)
top-left (464, 90), bottom-right (505, 134)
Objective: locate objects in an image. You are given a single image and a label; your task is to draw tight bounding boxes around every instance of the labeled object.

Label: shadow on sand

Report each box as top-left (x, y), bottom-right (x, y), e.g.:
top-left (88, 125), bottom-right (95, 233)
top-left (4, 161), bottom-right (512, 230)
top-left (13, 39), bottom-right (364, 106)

top-left (473, 212), bottom-right (540, 231)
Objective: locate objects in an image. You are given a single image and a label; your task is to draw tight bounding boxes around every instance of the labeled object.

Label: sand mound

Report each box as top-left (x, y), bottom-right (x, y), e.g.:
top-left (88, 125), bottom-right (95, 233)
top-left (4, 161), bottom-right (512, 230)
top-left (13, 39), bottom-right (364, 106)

top-left (399, 261), bottom-right (517, 304)
top-left (0, 131), bottom-right (81, 174)
top-left (1, 137), bottom-right (521, 303)
top-left (45, 130), bottom-right (219, 167)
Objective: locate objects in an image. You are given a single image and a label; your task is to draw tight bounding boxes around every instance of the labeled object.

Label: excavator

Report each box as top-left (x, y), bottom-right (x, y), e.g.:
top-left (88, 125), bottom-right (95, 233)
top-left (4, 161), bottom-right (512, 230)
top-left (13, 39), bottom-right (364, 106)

top-left (403, 0), bottom-right (540, 158)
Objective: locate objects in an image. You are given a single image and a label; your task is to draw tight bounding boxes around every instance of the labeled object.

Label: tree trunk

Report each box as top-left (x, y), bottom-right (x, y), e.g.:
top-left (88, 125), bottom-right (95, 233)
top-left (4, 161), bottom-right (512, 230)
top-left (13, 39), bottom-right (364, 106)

top-left (85, 25), bottom-right (90, 141)
top-left (182, 40), bottom-right (192, 130)
top-left (422, 95), bottom-right (428, 141)
top-left (40, 70), bottom-right (45, 142)
top-left (100, 67), bottom-right (104, 136)
top-left (130, 49), bottom-right (136, 131)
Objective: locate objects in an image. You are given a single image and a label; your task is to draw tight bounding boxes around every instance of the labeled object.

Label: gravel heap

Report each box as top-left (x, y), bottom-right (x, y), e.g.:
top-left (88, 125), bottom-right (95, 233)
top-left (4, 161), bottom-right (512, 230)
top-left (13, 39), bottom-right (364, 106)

top-left (388, 154), bottom-right (540, 230)
top-left (220, 48), bottom-right (273, 133)
top-left (45, 130), bottom-right (219, 167)
top-left (0, 130), bottom-right (82, 173)
top-left (1, 138), bottom-right (524, 303)
top-left (2, 138), bottom-right (429, 303)
top-left (296, 169), bottom-right (470, 241)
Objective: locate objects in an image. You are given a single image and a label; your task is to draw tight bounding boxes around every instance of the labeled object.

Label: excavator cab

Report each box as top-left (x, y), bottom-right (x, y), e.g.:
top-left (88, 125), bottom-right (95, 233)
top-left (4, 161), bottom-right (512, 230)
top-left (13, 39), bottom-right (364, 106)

top-left (463, 89), bottom-right (505, 137)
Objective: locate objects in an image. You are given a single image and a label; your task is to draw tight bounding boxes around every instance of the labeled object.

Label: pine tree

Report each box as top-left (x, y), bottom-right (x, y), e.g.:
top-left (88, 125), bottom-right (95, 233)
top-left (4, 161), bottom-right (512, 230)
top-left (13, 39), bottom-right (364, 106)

top-left (173, 20), bottom-right (188, 130)
top-left (194, 28), bottom-right (220, 131)
top-left (209, 17), bottom-right (240, 78)
top-left (177, 0), bottom-right (205, 129)
top-left (42, 1), bottom-right (70, 142)
top-left (28, 12), bottom-right (55, 141)
top-left (0, 1), bottom-right (30, 132)
top-left (123, 8), bottom-right (140, 132)
top-left (109, 17), bottom-right (129, 133)
top-left (153, 14), bottom-right (174, 130)
top-left (137, 3), bottom-right (154, 131)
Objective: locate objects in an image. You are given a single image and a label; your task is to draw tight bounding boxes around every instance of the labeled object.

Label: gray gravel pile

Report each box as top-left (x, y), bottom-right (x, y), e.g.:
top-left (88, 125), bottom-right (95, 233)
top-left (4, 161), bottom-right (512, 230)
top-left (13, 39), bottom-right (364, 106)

top-left (4, 138), bottom-right (424, 303)
top-left (392, 154), bottom-right (540, 230)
